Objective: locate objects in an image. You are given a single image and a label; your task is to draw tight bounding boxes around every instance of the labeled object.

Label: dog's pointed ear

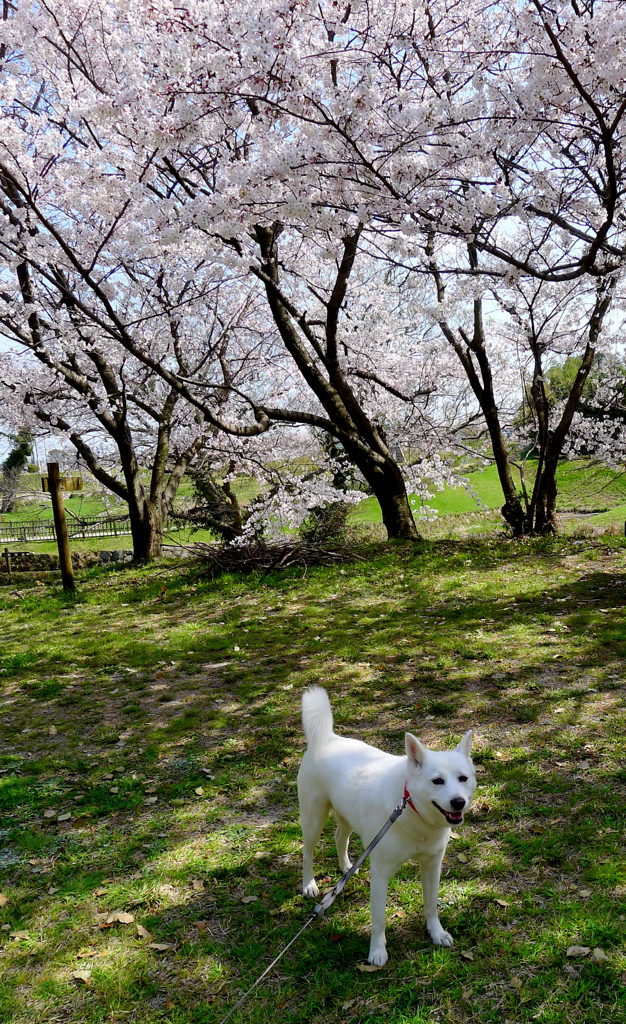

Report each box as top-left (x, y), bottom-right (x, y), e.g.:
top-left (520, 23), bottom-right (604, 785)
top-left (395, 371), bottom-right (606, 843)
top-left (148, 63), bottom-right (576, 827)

top-left (405, 732), bottom-right (427, 767)
top-left (456, 730), bottom-right (473, 757)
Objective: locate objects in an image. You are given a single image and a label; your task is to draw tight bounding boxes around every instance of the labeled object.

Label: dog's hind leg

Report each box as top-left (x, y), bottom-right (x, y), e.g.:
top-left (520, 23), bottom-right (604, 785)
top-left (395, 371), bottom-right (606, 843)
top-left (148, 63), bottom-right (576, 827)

top-left (299, 793), bottom-right (330, 898)
top-left (334, 813), bottom-right (353, 874)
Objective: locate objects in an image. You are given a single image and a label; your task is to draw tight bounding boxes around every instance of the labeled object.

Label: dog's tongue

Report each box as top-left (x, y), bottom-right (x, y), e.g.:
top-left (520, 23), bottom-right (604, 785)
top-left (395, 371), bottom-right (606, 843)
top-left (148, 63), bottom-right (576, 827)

top-left (433, 801), bottom-right (464, 825)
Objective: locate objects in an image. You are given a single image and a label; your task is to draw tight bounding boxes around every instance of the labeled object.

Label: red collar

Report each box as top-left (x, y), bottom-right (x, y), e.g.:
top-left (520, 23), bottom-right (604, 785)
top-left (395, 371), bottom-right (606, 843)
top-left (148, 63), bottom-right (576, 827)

top-left (403, 782), bottom-right (421, 815)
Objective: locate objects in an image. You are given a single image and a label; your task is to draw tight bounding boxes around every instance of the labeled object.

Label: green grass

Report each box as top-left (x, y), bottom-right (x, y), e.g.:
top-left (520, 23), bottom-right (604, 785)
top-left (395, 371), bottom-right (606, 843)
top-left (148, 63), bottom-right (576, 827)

top-left (350, 459), bottom-right (626, 537)
top-left (0, 536), bottom-right (625, 1023)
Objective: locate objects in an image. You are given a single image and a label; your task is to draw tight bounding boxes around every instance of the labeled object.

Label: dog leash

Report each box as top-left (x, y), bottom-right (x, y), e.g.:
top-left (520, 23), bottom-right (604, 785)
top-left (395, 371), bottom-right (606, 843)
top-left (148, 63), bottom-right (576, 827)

top-left (313, 789), bottom-right (411, 914)
top-left (217, 790), bottom-right (410, 1024)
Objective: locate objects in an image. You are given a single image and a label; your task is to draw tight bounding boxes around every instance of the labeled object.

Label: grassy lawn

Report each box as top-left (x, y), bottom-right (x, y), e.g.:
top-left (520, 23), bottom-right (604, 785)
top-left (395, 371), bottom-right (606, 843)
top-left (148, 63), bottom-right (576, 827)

top-left (0, 537), bottom-right (625, 1023)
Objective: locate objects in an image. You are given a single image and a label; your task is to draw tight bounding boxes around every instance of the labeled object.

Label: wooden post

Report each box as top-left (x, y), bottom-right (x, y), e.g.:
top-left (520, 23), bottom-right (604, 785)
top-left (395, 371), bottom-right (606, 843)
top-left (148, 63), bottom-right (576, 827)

top-left (3, 547), bottom-right (11, 579)
top-left (47, 462), bottom-right (75, 592)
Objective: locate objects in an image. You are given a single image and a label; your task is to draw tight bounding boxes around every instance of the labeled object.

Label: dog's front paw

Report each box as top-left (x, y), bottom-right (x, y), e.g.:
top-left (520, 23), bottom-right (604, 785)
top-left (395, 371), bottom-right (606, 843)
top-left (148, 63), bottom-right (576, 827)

top-left (367, 945), bottom-right (388, 967)
top-left (302, 880), bottom-right (320, 898)
top-left (429, 926), bottom-right (454, 947)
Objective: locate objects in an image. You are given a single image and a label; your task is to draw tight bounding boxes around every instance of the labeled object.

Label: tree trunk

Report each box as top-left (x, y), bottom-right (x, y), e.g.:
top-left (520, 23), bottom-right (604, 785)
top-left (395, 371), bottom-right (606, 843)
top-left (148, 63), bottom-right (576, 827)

top-left (500, 495), bottom-right (528, 537)
top-left (525, 455), bottom-right (559, 535)
top-left (358, 457), bottom-right (421, 540)
top-left (127, 494), bottom-right (164, 561)
top-left (480, 404), bottom-right (529, 536)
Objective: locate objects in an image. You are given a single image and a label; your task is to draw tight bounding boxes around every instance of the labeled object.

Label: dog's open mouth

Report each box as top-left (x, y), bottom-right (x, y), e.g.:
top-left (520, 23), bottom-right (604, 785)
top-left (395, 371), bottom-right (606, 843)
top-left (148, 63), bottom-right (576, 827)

top-left (433, 802), bottom-right (464, 825)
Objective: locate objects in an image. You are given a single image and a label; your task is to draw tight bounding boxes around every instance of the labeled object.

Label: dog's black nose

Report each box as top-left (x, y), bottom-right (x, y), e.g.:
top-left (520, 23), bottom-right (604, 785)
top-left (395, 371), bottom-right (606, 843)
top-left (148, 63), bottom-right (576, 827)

top-left (450, 797), bottom-right (466, 811)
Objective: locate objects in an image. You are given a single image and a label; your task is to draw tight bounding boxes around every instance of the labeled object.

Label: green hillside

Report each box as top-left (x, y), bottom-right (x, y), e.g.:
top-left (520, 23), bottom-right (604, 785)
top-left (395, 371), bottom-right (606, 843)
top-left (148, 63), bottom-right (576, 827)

top-left (351, 460), bottom-right (626, 532)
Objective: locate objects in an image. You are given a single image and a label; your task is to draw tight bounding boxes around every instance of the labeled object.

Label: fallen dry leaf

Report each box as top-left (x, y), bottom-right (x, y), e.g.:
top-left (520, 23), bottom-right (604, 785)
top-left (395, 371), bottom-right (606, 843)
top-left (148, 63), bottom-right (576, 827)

top-left (591, 948), bottom-right (609, 962)
top-left (495, 898), bottom-right (510, 908)
top-left (460, 951), bottom-right (475, 961)
top-left (136, 925), bottom-right (153, 941)
top-left (57, 812), bottom-right (72, 823)
top-left (0, 893), bottom-right (7, 907)
top-left (566, 945), bottom-right (591, 958)
top-left (105, 911), bottom-right (134, 925)
top-left (148, 942), bottom-right (175, 951)
top-left (241, 896), bottom-right (258, 905)
top-left (356, 963), bottom-right (384, 972)
top-left (194, 787), bottom-right (205, 796)
top-left (70, 969), bottom-right (92, 985)
top-left (9, 930), bottom-right (30, 940)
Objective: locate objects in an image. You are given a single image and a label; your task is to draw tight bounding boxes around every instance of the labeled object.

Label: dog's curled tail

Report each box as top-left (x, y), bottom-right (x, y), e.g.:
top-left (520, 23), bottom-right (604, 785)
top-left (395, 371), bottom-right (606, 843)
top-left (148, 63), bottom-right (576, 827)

top-left (301, 686), bottom-right (334, 751)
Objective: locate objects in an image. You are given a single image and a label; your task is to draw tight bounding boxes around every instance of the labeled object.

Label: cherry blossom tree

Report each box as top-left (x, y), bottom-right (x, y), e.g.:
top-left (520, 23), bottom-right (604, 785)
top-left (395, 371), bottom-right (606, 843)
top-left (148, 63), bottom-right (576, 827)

top-left (0, 340), bottom-right (210, 559)
top-left (0, 197), bottom-right (279, 559)
top-left (493, 281), bottom-right (618, 534)
top-left (418, 233), bottom-right (619, 534)
top-left (0, 4), bottom-right (467, 542)
top-left (3, 0), bottom-right (624, 547)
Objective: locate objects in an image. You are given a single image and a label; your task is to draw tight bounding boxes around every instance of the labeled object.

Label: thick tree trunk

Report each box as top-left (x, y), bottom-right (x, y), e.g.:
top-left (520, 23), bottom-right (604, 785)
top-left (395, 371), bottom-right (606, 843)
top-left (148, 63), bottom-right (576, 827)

top-left (500, 496), bottom-right (528, 537)
top-left (127, 496), bottom-right (164, 561)
top-left (358, 457), bottom-right (421, 540)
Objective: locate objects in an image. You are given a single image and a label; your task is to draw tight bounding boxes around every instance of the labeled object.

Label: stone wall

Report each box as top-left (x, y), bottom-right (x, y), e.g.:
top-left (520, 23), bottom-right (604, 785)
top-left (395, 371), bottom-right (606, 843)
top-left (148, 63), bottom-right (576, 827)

top-left (0, 549), bottom-right (134, 573)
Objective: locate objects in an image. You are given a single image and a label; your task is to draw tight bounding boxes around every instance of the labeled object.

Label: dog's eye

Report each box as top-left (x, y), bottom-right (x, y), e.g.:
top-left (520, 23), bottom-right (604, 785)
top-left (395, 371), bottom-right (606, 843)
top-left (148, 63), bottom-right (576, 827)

top-left (432, 777), bottom-right (445, 785)
top-left (458, 775), bottom-right (468, 782)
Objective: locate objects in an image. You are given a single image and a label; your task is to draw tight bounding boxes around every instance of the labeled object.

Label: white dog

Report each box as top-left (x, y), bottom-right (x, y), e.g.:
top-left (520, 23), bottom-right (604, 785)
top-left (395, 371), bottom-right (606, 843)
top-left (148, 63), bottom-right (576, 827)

top-left (297, 687), bottom-right (476, 965)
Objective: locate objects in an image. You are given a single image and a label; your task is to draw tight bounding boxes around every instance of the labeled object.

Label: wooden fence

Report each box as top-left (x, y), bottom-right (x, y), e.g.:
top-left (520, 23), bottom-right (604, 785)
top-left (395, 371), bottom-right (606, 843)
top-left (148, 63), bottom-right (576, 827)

top-left (0, 515), bottom-right (133, 543)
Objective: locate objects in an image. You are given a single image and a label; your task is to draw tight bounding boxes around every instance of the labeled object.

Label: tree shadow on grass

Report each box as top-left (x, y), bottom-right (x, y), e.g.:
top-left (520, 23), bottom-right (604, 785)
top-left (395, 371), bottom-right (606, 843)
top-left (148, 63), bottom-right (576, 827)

top-left (0, 543), bottom-right (625, 1021)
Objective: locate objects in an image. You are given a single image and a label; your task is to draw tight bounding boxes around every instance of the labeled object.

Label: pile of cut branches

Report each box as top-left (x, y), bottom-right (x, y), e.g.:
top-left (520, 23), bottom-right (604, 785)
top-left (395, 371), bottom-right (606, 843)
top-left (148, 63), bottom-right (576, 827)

top-left (192, 539), bottom-right (364, 577)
